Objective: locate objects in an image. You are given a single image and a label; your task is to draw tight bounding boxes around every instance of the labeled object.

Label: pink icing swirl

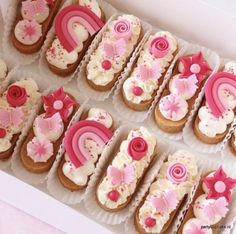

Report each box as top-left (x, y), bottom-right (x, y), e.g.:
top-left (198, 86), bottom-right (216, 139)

top-left (149, 36), bottom-right (169, 58)
top-left (128, 137), bottom-right (148, 161)
top-left (113, 19), bottom-right (132, 41)
top-left (167, 163), bottom-right (187, 184)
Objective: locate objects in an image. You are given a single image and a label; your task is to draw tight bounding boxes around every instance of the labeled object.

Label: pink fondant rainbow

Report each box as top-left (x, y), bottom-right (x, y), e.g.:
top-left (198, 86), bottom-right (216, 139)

top-left (55, 5), bottom-right (104, 52)
top-left (205, 72), bottom-right (236, 117)
top-left (64, 120), bottom-right (113, 168)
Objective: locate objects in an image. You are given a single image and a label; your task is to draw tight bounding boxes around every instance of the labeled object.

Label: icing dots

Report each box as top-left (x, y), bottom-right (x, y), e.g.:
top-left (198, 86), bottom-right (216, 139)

top-left (0, 128), bottom-right (6, 138)
top-left (64, 120), bottom-right (113, 168)
top-left (113, 19), bottom-right (132, 41)
top-left (132, 86), bottom-right (143, 96)
top-left (167, 162), bottom-right (187, 184)
top-left (101, 60), bottom-right (112, 70)
top-left (6, 85), bottom-right (27, 107)
top-left (127, 137), bottom-right (148, 161)
top-left (180, 52), bottom-right (212, 84)
top-left (42, 87), bottom-right (76, 122)
top-left (204, 72), bottom-right (236, 118)
top-left (149, 36), bottom-right (169, 58)
top-left (107, 190), bottom-right (120, 202)
top-left (55, 5), bottom-right (104, 52)
top-left (145, 217), bottom-right (156, 228)
top-left (159, 94), bottom-right (188, 121)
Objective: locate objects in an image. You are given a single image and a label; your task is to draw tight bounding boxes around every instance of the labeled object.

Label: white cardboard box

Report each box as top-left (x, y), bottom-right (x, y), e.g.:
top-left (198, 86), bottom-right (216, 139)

top-left (0, 1), bottom-right (236, 233)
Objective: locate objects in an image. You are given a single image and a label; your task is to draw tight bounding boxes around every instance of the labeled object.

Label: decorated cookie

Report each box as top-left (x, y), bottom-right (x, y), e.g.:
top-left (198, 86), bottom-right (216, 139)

top-left (194, 62), bottom-right (236, 144)
top-left (135, 150), bottom-right (198, 234)
top-left (178, 166), bottom-right (236, 234)
top-left (122, 31), bottom-right (178, 111)
top-left (12, 0), bottom-right (62, 54)
top-left (0, 79), bottom-right (41, 160)
top-left (155, 52), bottom-right (212, 133)
top-left (57, 107), bottom-right (114, 191)
top-left (96, 127), bottom-right (157, 211)
top-left (46, 0), bottom-right (105, 77)
top-left (20, 87), bottom-right (78, 173)
top-left (86, 14), bottom-right (142, 91)
top-left (0, 59), bottom-right (8, 80)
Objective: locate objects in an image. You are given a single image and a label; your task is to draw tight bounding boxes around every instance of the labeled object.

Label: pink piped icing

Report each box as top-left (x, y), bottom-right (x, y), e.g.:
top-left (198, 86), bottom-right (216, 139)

top-left (55, 5), bottom-right (104, 52)
top-left (203, 166), bottom-right (236, 202)
top-left (180, 52), bottom-right (212, 84)
top-left (204, 72), bottom-right (236, 118)
top-left (42, 87), bottom-right (76, 122)
top-left (107, 164), bottom-right (135, 185)
top-left (167, 162), bottom-right (187, 184)
top-left (128, 137), bottom-right (148, 161)
top-left (149, 36), bottom-right (169, 58)
top-left (159, 94), bottom-right (188, 120)
top-left (113, 19), bottom-right (132, 41)
top-left (6, 85), bottom-right (27, 107)
top-left (27, 137), bottom-right (53, 162)
top-left (15, 19), bottom-right (42, 44)
top-left (64, 120), bottom-right (113, 168)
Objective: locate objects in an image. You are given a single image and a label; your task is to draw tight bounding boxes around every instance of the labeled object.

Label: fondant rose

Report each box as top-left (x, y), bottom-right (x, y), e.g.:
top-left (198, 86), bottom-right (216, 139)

top-left (167, 163), bottom-right (187, 184)
top-left (113, 19), bottom-right (132, 40)
top-left (149, 36), bottom-right (169, 58)
top-left (6, 85), bottom-right (27, 107)
top-left (128, 137), bottom-right (148, 161)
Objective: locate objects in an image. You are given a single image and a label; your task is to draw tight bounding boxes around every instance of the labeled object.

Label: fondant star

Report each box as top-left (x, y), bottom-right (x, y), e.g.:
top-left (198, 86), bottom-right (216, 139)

top-left (203, 166), bottom-right (236, 202)
top-left (180, 51), bottom-right (212, 84)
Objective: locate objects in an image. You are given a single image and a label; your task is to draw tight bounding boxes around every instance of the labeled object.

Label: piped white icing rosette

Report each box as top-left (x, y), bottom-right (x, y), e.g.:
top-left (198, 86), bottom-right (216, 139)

top-left (135, 150), bottom-right (198, 234)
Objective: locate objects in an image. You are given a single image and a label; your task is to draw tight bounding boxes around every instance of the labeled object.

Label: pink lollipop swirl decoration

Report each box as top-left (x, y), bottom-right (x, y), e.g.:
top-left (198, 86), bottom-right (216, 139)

top-left (167, 162), bottom-right (187, 184)
top-left (128, 137), bottom-right (148, 161)
top-left (55, 5), bottom-right (104, 52)
top-left (64, 120), bottom-right (113, 168)
top-left (149, 36), bottom-right (169, 58)
top-left (204, 72), bottom-right (236, 118)
top-left (113, 19), bottom-right (132, 41)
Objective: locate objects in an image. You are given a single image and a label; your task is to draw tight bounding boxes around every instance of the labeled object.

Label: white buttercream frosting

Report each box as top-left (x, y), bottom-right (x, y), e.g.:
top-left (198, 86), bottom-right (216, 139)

top-left (87, 14), bottom-right (141, 86)
top-left (122, 31), bottom-right (177, 104)
top-left (138, 150), bottom-right (198, 233)
top-left (96, 127), bottom-right (157, 209)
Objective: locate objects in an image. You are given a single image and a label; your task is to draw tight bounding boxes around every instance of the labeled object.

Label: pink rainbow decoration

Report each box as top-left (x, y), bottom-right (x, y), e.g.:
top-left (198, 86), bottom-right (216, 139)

top-left (55, 5), bottom-right (104, 52)
top-left (64, 120), bottom-right (113, 168)
top-left (205, 72), bottom-right (236, 117)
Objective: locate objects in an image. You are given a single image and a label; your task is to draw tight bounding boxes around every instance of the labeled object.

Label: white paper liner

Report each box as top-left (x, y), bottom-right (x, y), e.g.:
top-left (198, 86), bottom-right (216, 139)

top-left (147, 43), bottom-right (220, 141)
top-left (0, 68), bottom-right (46, 170)
top-left (46, 99), bottom-right (122, 204)
top-left (83, 124), bottom-right (168, 225)
top-left (183, 58), bottom-right (236, 154)
top-left (76, 14), bottom-right (152, 101)
top-left (2, 0), bottom-right (63, 66)
top-left (112, 28), bottom-right (187, 123)
top-left (11, 83), bottom-right (84, 185)
top-left (38, 0), bottom-right (117, 87)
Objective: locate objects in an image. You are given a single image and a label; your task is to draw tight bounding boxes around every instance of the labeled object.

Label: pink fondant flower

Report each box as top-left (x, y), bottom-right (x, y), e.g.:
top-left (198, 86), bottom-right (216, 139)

top-left (159, 94), bottom-right (188, 120)
top-left (42, 87), bottom-right (76, 122)
top-left (6, 85), bottom-right (27, 107)
top-left (203, 166), bottom-right (236, 202)
top-left (180, 52), bottom-right (212, 84)
top-left (18, 19), bottom-right (42, 44)
top-left (27, 137), bottom-right (53, 163)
